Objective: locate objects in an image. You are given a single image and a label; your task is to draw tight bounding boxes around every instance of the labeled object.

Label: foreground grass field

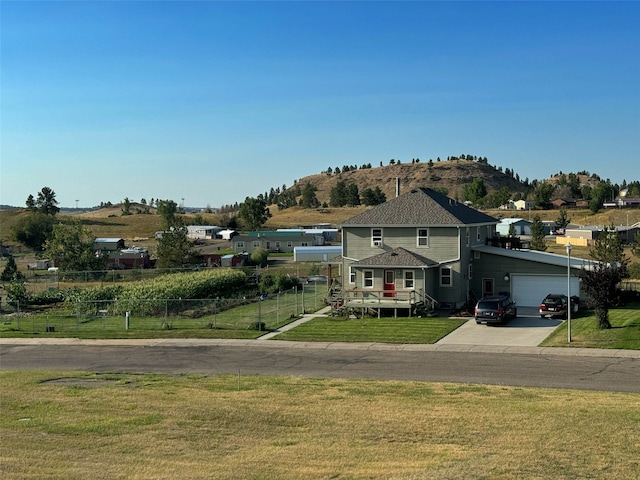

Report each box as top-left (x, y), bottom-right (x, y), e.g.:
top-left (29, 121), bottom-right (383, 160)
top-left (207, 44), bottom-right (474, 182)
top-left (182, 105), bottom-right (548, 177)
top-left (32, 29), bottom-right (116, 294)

top-left (1, 371), bottom-right (639, 480)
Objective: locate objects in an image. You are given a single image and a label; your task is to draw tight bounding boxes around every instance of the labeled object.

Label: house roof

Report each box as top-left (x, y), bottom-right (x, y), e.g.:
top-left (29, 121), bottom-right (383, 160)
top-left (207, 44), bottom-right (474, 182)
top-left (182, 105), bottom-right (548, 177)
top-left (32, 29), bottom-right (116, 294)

top-left (499, 218), bottom-right (531, 226)
top-left (340, 187), bottom-right (498, 227)
top-left (471, 245), bottom-right (593, 270)
top-left (351, 247), bottom-right (439, 268)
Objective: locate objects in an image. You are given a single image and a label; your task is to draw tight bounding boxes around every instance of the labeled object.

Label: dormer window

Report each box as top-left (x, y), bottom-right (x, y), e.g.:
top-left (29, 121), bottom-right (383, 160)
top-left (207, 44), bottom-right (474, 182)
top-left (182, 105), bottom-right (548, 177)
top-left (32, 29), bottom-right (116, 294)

top-left (372, 228), bottom-right (383, 247)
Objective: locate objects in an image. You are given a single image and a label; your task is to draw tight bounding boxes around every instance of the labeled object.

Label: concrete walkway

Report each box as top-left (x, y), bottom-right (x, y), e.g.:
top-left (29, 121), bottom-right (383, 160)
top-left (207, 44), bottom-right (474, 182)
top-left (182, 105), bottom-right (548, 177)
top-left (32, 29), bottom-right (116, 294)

top-left (256, 305), bottom-right (333, 340)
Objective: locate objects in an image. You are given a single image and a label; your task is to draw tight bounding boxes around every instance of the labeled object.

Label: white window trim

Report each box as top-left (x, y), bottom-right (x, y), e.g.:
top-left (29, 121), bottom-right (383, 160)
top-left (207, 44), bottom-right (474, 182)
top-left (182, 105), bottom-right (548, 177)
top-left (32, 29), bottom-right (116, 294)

top-left (236, 241), bottom-right (245, 248)
top-left (372, 228), bottom-right (383, 247)
top-left (252, 241), bottom-right (261, 248)
top-left (363, 270), bottom-right (374, 288)
top-left (476, 227), bottom-right (481, 242)
top-left (440, 266), bottom-right (452, 287)
top-left (349, 266), bottom-right (355, 284)
top-left (417, 228), bottom-right (429, 247)
top-left (404, 270), bottom-right (414, 289)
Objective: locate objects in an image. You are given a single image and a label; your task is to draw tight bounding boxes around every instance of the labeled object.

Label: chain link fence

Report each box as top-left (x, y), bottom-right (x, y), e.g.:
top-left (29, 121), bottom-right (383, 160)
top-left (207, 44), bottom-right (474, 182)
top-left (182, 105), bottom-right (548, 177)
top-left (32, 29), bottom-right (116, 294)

top-left (1, 281), bottom-right (329, 335)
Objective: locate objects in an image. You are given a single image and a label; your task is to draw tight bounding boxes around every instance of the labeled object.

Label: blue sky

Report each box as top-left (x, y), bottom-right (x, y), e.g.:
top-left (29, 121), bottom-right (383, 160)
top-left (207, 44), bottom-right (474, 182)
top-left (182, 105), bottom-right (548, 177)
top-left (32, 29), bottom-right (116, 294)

top-left (1, 1), bottom-right (638, 208)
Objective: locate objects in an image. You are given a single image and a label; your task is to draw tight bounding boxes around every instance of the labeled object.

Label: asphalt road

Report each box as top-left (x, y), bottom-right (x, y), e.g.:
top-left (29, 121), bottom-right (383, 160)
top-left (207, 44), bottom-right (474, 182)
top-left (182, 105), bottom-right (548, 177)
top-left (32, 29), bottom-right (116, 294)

top-left (1, 339), bottom-right (639, 393)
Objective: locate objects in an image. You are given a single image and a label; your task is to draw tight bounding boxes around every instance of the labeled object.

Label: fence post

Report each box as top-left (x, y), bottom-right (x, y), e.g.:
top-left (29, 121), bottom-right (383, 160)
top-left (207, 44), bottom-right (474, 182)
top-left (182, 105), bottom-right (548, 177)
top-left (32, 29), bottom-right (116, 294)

top-left (126, 311), bottom-right (130, 330)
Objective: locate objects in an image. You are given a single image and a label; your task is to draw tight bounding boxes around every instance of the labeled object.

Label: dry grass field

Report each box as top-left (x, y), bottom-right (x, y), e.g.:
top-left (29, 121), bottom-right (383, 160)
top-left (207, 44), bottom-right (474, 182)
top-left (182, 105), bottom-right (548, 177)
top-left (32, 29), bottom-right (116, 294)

top-left (1, 371), bottom-right (639, 480)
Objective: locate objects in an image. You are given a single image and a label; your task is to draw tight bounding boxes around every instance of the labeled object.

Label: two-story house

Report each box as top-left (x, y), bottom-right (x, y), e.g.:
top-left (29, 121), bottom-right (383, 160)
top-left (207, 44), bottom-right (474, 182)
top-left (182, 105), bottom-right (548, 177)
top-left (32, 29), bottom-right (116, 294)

top-left (335, 187), bottom-right (585, 317)
top-left (337, 188), bottom-right (498, 316)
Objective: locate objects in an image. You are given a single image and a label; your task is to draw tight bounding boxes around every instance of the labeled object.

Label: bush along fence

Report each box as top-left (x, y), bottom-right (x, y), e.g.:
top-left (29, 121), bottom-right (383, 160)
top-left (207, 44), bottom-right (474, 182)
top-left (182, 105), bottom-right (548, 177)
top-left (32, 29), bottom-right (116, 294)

top-left (1, 282), bottom-right (328, 335)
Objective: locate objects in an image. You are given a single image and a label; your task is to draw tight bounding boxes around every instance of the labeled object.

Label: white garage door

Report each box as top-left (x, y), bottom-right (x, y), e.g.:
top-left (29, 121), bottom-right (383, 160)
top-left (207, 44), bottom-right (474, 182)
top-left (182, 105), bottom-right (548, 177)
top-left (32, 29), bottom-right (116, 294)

top-left (512, 274), bottom-right (580, 307)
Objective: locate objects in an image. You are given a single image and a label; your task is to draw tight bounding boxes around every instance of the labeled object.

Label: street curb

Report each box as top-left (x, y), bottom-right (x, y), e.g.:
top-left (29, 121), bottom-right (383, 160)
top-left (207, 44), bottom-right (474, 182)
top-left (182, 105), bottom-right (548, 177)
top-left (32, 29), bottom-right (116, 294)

top-left (1, 337), bottom-right (638, 359)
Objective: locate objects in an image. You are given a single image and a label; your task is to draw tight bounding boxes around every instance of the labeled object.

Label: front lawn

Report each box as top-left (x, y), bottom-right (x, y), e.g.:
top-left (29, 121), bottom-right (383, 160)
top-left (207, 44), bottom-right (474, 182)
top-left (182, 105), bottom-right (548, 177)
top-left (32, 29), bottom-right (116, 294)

top-left (273, 315), bottom-right (468, 344)
top-left (540, 302), bottom-right (640, 349)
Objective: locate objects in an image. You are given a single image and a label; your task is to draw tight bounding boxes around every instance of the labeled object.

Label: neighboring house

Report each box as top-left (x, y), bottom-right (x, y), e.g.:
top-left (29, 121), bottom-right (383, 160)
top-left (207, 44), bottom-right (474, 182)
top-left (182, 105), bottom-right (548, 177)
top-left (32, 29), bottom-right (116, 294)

top-left (278, 228), bottom-right (339, 242)
top-left (232, 231), bottom-right (323, 254)
top-left (604, 197), bottom-right (640, 208)
top-left (110, 247), bottom-right (152, 269)
top-left (551, 198), bottom-right (576, 209)
top-left (201, 253), bottom-right (246, 267)
top-left (186, 225), bottom-right (222, 240)
top-left (333, 187), bottom-right (583, 316)
top-left (565, 224), bottom-right (640, 246)
top-left (94, 238), bottom-right (151, 269)
top-left (513, 199), bottom-right (535, 211)
top-left (496, 218), bottom-right (532, 236)
top-left (94, 238), bottom-right (126, 252)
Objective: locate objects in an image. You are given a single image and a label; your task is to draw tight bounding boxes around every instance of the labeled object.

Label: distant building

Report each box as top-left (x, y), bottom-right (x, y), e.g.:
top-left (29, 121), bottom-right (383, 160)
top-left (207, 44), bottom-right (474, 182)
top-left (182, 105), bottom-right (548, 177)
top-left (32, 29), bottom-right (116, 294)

top-left (294, 246), bottom-right (342, 262)
top-left (186, 225), bottom-right (222, 240)
top-left (496, 218), bottom-right (532, 236)
top-left (232, 231), bottom-right (323, 254)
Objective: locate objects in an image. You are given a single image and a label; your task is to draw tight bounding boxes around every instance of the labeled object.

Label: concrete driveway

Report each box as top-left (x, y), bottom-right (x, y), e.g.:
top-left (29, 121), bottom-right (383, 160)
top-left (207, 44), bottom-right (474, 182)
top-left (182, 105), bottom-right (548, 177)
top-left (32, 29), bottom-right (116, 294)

top-left (437, 307), bottom-right (563, 347)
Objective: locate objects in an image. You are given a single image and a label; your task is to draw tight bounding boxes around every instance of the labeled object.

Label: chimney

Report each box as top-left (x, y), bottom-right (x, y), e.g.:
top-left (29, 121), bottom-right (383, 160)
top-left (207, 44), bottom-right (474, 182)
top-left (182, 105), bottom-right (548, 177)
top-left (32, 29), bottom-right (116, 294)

top-left (396, 177), bottom-right (400, 197)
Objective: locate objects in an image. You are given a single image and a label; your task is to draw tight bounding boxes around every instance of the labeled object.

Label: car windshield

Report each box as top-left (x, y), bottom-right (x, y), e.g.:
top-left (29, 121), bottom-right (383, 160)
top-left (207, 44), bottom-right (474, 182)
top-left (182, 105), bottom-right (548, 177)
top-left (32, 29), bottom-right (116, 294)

top-left (478, 301), bottom-right (499, 309)
top-left (543, 297), bottom-right (563, 306)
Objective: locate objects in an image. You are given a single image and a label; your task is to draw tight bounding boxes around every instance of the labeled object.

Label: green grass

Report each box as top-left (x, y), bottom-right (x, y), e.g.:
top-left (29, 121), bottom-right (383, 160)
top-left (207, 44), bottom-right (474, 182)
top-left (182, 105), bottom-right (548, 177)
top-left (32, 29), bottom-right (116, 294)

top-left (1, 371), bottom-right (639, 479)
top-left (0, 284), bottom-right (327, 339)
top-left (274, 315), bottom-right (468, 343)
top-left (540, 302), bottom-right (640, 349)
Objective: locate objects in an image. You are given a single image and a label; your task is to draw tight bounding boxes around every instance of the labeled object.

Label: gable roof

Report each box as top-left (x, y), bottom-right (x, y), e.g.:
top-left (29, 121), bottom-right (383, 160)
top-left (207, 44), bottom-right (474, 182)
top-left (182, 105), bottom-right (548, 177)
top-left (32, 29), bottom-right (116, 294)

top-left (340, 187), bottom-right (498, 227)
top-left (499, 218), bottom-right (532, 226)
top-left (352, 247), bottom-right (438, 268)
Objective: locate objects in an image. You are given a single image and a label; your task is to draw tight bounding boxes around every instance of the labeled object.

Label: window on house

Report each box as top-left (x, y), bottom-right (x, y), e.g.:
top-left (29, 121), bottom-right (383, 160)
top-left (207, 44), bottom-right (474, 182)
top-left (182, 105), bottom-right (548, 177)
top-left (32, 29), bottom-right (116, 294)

top-left (252, 241), bottom-right (260, 248)
top-left (364, 270), bottom-right (374, 288)
top-left (417, 228), bottom-right (429, 247)
top-left (468, 263), bottom-right (473, 280)
top-left (476, 227), bottom-right (481, 242)
top-left (275, 241), bottom-right (281, 249)
top-left (301, 242), bottom-right (308, 247)
top-left (440, 267), bottom-right (452, 287)
top-left (404, 270), bottom-right (414, 289)
top-left (236, 241), bottom-right (244, 249)
top-left (372, 228), bottom-right (383, 247)
top-left (465, 228), bottom-right (470, 247)
top-left (287, 241), bottom-right (292, 247)
top-left (349, 266), bottom-right (355, 284)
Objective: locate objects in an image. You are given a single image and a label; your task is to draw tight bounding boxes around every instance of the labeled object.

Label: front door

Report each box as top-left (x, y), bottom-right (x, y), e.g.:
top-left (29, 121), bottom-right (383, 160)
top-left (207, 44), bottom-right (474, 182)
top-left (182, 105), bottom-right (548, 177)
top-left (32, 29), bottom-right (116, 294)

top-left (384, 269), bottom-right (396, 297)
top-left (482, 278), bottom-right (494, 297)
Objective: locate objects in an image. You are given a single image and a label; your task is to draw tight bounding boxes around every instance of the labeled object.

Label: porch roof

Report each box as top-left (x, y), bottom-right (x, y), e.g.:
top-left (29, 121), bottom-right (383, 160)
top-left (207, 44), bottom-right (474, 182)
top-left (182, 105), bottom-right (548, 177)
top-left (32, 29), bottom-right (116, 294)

top-left (351, 247), bottom-right (438, 268)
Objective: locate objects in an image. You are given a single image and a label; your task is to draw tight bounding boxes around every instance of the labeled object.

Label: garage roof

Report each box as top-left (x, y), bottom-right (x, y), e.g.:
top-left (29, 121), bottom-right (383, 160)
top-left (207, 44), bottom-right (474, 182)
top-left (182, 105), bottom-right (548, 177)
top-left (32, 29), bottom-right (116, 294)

top-left (471, 245), bottom-right (592, 271)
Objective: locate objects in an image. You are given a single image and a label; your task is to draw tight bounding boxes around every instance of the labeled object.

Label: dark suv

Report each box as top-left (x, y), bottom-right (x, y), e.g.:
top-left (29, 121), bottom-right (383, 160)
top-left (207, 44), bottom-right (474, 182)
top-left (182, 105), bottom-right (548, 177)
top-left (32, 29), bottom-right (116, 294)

top-left (474, 294), bottom-right (517, 325)
top-left (539, 294), bottom-right (579, 319)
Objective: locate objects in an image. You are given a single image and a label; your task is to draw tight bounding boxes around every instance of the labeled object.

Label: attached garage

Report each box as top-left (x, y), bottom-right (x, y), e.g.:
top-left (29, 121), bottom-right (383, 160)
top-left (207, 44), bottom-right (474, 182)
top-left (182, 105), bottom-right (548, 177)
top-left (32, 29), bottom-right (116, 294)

top-left (512, 274), bottom-right (580, 307)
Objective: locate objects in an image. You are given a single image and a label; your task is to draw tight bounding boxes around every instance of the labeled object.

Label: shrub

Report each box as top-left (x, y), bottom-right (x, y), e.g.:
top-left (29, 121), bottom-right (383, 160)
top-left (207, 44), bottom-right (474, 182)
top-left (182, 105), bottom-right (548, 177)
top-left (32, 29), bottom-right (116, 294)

top-left (30, 290), bottom-right (66, 305)
top-left (258, 272), bottom-right (301, 294)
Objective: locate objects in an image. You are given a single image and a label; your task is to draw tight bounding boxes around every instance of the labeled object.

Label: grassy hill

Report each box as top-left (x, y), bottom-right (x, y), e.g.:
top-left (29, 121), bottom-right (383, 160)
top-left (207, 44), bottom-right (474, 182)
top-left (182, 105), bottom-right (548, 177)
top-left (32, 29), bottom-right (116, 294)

top-left (285, 159), bottom-right (528, 206)
top-left (1, 160), bottom-right (638, 247)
